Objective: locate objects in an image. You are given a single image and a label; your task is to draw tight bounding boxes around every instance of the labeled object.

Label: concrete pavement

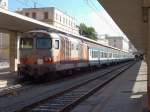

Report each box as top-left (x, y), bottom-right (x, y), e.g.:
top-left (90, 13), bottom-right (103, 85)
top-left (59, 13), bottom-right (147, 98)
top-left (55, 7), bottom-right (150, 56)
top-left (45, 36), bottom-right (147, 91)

top-left (71, 61), bottom-right (147, 112)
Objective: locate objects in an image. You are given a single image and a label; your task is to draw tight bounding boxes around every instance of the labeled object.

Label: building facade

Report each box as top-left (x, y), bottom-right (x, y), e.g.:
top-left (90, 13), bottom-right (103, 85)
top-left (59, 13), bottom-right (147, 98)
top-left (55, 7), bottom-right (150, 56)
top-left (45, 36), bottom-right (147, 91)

top-left (0, 33), bottom-right (9, 60)
top-left (0, 0), bottom-right (8, 9)
top-left (97, 35), bottom-right (109, 45)
top-left (0, 0), bottom-right (9, 60)
top-left (129, 42), bottom-right (137, 53)
top-left (105, 36), bottom-right (129, 51)
top-left (17, 7), bottom-right (79, 35)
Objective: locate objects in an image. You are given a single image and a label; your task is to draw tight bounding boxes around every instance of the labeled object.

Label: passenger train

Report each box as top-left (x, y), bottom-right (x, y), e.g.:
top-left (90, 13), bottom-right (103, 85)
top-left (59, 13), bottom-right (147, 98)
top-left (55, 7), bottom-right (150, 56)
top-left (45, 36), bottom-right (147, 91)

top-left (18, 30), bottom-right (134, 80)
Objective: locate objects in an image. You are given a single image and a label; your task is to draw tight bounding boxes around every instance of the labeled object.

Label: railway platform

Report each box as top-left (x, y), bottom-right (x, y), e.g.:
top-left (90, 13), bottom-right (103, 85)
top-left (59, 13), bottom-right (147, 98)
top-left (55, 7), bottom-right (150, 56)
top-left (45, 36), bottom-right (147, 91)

top-left (0, 62), bottom-right (17, 88)
top-left (71, 61), bottom-right (147, 112)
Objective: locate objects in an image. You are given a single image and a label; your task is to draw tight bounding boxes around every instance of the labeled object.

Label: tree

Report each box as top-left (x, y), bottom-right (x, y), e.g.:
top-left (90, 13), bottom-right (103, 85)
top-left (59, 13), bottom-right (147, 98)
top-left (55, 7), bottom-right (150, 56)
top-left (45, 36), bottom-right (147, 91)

top-left (79, 23), bottom-right (97, 40)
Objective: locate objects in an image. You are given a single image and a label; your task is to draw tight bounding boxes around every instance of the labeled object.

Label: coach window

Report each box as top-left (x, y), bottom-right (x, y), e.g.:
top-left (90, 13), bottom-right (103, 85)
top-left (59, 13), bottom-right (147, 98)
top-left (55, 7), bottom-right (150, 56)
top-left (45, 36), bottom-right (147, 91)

top-left (104, 53), bottom-right (107, 58)
top-left (100, 52), bottom-right (103, 58)
top-left (55, 40), bottom-right (59, 49)
top-left (95, 51), bottom-right (97, 58)
top-left (109, 53), bottom-right (112, 58)
top-left (93, 51), bottom-right (95, 58)
top-left (101, 52), bottom-right (104, 58)
top-left (91, 51), bottom-right (93, 58)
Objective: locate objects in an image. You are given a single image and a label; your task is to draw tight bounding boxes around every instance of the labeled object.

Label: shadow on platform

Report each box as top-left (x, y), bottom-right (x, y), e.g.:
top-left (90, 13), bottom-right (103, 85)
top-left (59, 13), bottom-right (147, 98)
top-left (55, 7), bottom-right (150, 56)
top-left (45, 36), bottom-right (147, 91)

top-left (0, 66), bottom-right (17, 88)
top-left (72, 61), bottom-right (148, 112)
top-left (102, 61), bottom-right (148, 112)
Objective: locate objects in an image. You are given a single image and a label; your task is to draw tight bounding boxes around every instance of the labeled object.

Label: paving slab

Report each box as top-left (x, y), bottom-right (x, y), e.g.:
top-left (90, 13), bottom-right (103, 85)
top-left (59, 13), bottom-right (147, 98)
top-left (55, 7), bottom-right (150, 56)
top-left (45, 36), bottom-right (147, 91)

top-left (0, 65), bottom-right (17, 88)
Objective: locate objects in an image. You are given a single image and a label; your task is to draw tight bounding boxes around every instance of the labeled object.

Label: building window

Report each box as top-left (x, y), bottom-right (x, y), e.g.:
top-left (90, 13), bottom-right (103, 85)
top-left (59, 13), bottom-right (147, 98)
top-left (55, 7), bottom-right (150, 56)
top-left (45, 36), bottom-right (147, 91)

top-left (69, 20), bottom-right (70, 26)
top-left (60, 16), bottom-right (62, 22)
top-left (32, 12), bottom-right (36, 19)
top-left (25, 12), bottom-right (29, 17)
top-left (56, 13), bottom-right (58, 20)
top-left (63, 17), bottom-right (65, 24)
top-left (70, 22), bottom-right (72, 27)
top-left (44, 12), bottom-right (48, 19)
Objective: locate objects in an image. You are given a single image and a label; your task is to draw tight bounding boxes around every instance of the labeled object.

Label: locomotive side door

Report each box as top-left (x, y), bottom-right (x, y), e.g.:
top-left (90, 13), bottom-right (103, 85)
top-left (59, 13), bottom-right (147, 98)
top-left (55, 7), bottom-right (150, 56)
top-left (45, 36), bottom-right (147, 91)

top-left (59, 35), bottom-right (65, 64)
top-left (54, 39), bottom-right (60, 63)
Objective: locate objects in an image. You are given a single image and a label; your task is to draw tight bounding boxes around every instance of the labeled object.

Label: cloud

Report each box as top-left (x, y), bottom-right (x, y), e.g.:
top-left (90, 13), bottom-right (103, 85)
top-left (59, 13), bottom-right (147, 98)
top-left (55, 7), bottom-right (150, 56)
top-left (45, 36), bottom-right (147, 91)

top-left (90, 10), bottom-right (123, 36)
top-left (78, 9), bottom-right (129, 41)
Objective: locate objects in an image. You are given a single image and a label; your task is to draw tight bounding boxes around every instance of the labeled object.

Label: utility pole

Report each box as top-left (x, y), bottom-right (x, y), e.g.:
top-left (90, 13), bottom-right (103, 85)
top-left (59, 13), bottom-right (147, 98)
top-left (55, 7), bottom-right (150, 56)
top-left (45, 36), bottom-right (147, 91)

top-left (33, 1), bottom-right (37, 8)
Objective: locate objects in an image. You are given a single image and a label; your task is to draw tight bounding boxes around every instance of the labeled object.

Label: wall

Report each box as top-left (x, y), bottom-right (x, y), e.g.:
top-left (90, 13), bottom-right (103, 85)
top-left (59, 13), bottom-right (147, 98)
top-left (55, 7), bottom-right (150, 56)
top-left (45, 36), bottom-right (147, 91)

top-left (0, 33), bottom-right (9, 60)
top-left (0, 0), bottom-right (8, 9)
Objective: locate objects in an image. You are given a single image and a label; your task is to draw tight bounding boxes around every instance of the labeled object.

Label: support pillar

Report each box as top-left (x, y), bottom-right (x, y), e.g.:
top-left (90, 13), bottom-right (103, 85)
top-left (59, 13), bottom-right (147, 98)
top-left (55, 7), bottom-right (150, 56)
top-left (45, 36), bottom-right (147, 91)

top-left (9, 31), bottom-right (20, 72)
top-left (148, 8), bottom-right (150, 112)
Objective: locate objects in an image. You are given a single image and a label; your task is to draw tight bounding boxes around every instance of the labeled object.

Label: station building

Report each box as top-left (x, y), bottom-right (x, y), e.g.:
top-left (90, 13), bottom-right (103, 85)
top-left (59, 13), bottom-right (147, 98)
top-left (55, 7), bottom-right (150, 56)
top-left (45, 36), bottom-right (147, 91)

top-left (97, 35), bottom-right (133, 52)
top-left (0, 33), bottom-right (9, 60)
top-left (17, 7), bottom-right (79, 35)
top-left (105, 36), bottom-right (129, 52)
top-left (0, 0), bottom-right (9, 61)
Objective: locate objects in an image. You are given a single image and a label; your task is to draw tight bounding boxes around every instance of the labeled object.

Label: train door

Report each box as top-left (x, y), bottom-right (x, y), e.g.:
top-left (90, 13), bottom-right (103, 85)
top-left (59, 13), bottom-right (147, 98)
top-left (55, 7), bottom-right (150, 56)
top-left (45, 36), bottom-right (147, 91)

top-left (88, 48), bottom-right (92, 64)
top-left (82, 43), bottom-right (88, 62)
top-left (68, 41), bottom-right (71, 61)
top-left (53, 39), bottom-right (60, 63)
top-left (60, 36), bottom-right (65, 63)
top-left (65, 38), bottom-right (69, 62)
top-left (78, 43), bottom-right (82, 61)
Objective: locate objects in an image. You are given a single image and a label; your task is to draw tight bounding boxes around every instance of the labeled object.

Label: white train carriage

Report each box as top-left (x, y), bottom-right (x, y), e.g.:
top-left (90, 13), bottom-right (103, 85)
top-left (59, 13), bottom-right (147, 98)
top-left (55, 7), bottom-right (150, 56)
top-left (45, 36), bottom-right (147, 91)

top-left (87, 43), bottom-right (133, 67)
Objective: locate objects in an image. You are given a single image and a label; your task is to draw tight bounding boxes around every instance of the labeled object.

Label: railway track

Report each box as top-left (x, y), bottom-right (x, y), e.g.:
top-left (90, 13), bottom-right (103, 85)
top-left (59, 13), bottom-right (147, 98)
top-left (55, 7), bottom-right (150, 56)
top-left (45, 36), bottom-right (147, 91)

top-left (0, 64), bottom-right (116, 97)
top-left (0, 62), bottom-right (130, 97)
top-left (18, 61), bottom-right (135, 112)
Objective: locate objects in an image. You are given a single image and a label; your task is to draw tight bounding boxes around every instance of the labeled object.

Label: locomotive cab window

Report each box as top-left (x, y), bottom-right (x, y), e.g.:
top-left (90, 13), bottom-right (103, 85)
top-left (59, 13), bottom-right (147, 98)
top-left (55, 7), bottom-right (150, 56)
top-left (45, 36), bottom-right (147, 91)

top-left (36, 38), bottom-right (52, 49)
top-left (55, 40), bottom-right (59, 49)
top-left (20, 38), bottom-right (33, 49)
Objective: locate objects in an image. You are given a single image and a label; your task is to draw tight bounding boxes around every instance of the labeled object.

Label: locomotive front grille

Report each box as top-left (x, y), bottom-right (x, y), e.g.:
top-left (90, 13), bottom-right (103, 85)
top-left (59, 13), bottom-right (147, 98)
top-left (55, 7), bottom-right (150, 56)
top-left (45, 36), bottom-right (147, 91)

top-left (18, 64), bottom-right (56, 77)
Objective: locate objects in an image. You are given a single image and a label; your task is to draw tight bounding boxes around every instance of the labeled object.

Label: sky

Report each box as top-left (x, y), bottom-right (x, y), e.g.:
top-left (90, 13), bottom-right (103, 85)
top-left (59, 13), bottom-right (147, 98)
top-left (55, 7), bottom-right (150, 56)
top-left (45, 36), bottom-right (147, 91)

top-left (8, 0), bottom-right (125, 37)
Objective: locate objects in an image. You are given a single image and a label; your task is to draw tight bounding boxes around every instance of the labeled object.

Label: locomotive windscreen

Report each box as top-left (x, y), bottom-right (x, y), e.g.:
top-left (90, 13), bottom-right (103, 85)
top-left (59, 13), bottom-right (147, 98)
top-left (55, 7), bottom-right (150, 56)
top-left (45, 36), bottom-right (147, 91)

top-left (20, 32), bottom-right (52, 49)
top-left (36, 38), bottom-right (52, 49)
top-left (20, 38), bottom-right (33, 49)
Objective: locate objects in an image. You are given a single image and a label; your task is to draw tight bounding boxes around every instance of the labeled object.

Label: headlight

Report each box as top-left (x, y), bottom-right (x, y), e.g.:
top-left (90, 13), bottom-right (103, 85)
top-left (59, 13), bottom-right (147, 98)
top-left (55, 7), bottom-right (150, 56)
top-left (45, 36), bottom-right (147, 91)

top-left (37, 59), bottom-right (43, 65)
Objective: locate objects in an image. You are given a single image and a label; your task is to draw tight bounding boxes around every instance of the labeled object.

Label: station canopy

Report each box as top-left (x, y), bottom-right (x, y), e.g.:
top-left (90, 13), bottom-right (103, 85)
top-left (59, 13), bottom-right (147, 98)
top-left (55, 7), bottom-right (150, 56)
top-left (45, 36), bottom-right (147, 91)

top-left (0, 8), bottom-right (56, 32)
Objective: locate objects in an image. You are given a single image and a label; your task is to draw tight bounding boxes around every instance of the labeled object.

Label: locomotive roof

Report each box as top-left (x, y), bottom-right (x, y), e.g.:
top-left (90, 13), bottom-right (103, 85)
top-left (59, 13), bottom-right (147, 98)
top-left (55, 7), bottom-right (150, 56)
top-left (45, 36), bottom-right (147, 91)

top-left (28, 30), bottom-right (130, 53)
